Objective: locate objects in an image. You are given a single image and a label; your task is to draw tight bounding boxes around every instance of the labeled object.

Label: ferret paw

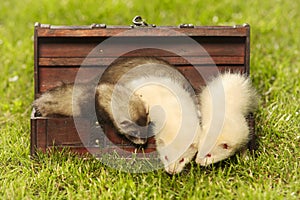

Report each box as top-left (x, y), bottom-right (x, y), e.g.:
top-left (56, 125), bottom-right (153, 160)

top-left (33, 99), bottom-right (59, 117)
top-left (33, 104), bottom-right (50, 117)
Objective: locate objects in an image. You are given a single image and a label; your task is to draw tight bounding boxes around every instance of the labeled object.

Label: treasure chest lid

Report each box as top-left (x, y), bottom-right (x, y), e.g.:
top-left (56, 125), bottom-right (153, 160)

top-left (34, 22), bottom-right (250, 98)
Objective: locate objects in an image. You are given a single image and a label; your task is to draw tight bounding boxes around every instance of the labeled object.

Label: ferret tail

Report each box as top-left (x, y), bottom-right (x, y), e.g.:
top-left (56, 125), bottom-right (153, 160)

top-left (201, 72), bottom-right (258, 116)
top-left (33, 83), bottom-right (94, 117)
top-left (218, 72), bottom-right (258, 115)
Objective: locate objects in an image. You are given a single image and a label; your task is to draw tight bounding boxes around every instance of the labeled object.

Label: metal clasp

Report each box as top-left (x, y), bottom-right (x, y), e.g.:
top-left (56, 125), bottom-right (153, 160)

top-left (131, 16), bottom-right (156, 28)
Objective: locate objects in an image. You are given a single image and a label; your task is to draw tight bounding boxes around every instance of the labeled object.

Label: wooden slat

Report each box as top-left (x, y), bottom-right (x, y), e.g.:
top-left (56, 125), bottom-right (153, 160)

top-left (177, 66), bottom-right (245, 93)
top-left (30, 110), bottom-right (38, 155)
top-left (38, 66), bottom-right (103, 93)
top-left (38, 56), bottom-right (244, 66)
top-left (36, 25), bottom-right (249, 37)
top-left (38, 38), bottom-right (245, 58)
top-left (36, 119), bottom-right (47, 150)
top-left (37, 65), bottom-right (245, 93)
top-left (45, 146), bottom-right (157, 155)
top-left (46, 118), bottom-right (90, 146)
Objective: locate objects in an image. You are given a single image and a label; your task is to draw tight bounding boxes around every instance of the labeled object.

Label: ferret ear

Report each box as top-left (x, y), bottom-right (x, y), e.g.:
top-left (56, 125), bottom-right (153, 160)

top-left (119, 118), bottom-right (136, 132)
top-left (190, 143), bottom-right (198, 150)
top-left (120, 118), bottom-right (133, 127)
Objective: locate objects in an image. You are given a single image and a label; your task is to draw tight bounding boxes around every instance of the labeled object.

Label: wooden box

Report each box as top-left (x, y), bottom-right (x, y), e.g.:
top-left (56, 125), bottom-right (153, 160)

top-left (31, 22), bottom-right (255, 157)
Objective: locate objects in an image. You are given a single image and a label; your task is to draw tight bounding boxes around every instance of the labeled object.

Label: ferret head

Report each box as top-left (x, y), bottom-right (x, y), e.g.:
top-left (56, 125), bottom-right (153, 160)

top-left (196, 117), bottom-right (250, 166)
top-left (156, 138), bottom-right (198, 175)
top-left (196, 141), bottom-right (236, 166)
top-left (118, 119), bottom-right (149, 145)
top-left (119, 93), bottom-right (150, 144)
top-left (96, 83), bottom-right (150, 145)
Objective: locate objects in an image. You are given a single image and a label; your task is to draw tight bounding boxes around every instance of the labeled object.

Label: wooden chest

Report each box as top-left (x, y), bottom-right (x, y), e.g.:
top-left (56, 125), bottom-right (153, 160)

top-left (31, 22), bottom-right (254, 157)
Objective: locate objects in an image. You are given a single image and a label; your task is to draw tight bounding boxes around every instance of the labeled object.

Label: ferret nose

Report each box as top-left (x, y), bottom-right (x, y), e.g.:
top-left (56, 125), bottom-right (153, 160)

top-left (137, 126), bottom-right (149, 139)
top-left (133, 138), bottom-right (147, 145)
top-left (165, 164), bottom-right (178, 175)
top-left (126, 135), bottom-right (147, 145)
top-left (166, 169), bottom-right (176, 175)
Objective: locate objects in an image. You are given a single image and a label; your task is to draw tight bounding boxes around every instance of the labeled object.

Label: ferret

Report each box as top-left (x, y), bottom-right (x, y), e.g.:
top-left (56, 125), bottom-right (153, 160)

top-left (195, 73), bottom-right (258, 166)
top-left (136, 84), bottom-right (201, 174)
top-left (33, 82), bottom-right (148, 145)
top-left (109, 57), bottom-right (201, 174)
top-left (94, 57), bottom-right (176, 145)
top-left (95, 83), bottom-right (149, 145)
top-left (33, 57), bottom-right (201, 174)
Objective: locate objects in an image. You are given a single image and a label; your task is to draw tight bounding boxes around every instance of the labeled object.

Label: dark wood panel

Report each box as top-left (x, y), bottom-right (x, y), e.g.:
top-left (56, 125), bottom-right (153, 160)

top-left (39, 56), bottom-right (244, 66)
top-left (46, 118), bottom-right (90, 146)
top-left (38, 66), bottom-right (104, 93)
top-left (38, 39), bottom-right (245, 58)
top-left (30, 113), bottom-right (37, 155)
top-left (44, 146), bottom-right (157, 155)
top-left (36, 119), bottom-right (47, 150)
top-left (31, 113), bottom-right (253, 155)
top-left (37, 65), bottom-right (245, 93)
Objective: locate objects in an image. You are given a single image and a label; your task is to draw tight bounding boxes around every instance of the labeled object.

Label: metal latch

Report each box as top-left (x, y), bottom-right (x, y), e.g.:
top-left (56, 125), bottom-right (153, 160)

top-left (131, 15), bottom-right (156, 28)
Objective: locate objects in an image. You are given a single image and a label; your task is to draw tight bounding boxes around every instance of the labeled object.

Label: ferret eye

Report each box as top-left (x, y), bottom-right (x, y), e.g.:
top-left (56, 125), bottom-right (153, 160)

top-left (206, 153), bottom-right (212, 157)
top-left (164, 156), bottom-right (168, 161)
top-left (222, 143), bottom-right (229, 149)
top-left (179, 158), bottom-right (184, 163)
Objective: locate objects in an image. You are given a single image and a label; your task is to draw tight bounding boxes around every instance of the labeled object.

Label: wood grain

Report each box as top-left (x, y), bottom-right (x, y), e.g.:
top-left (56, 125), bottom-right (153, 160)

top-left (38, 37), bottom-right (245, 58)
top-left (37, 65), bottom-right (245, 93)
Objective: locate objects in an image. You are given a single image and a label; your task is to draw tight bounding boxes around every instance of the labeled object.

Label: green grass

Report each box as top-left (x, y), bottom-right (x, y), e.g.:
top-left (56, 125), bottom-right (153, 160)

top-left (0, 0), bottom-right (299, 199)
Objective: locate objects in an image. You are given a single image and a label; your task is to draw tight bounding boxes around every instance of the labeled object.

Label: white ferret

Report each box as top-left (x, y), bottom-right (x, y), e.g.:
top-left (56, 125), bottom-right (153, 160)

top-left (114, 58), bottom-right (201, 175)
top-left (136, 84), bottom-right (201, 175)
top-left (97, 57), bottom-right (200, 174)
top-left (195, 73), bottom-right (258, 166)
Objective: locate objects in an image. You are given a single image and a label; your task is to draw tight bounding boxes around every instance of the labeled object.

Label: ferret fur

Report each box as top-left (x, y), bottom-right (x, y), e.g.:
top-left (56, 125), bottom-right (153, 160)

top-left (95, 83), bottom-right (149, 145)
top-left (33, 82), bottom-right (94, 117)
top-left (33, 81), bottom-right (148, 144)
top-left (136, 84), bottom-right (201, 174)
top-left (94, 57), bottom-right (175, 144)
top-left (195, 73), bottom-right (258, 166)
top-left (108, 57), bottom-right (201, 174)
top-left (33, 57), bottom-right (201, 173)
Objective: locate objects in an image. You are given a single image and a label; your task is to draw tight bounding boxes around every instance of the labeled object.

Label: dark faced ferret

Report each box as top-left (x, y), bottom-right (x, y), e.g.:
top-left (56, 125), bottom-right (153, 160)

top-left (33, 57), bottom-right (201, 174)
top-left (102, 57), bottom-right (201, 174)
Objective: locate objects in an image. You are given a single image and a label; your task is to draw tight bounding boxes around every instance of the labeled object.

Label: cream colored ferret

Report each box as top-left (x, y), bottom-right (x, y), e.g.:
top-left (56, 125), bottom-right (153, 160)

top-left (196, 73), bottom-right (258, 166)
top-left (112, 57), bottom-right (201, 174)
top-left (135, 84), bottom-right (200, 175)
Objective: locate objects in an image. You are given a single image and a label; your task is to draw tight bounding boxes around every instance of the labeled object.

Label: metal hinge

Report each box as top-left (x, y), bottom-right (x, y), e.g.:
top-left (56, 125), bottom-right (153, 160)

top-left (90, 23), bottom-right (107, 29)
top-left (179, 23), bottom-right (194, 28)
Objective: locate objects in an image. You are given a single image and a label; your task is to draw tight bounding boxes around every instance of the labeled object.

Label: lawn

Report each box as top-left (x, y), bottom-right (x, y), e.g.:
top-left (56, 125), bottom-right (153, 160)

top-left (0, 0), bottom-right (299, 199)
